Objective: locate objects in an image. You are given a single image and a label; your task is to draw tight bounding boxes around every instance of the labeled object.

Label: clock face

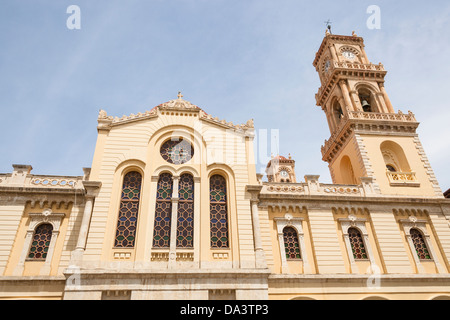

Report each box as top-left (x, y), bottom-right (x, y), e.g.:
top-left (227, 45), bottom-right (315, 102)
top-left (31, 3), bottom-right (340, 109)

top-left (342, 51), bottom-right (356, 60)
top-left (280, 170), bottom-right (289, 178)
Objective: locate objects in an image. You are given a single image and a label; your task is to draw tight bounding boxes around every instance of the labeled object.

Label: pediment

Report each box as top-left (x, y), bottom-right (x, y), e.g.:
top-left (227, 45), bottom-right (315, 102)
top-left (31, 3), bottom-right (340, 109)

top-left (97, 93), bottom-right (254, 134)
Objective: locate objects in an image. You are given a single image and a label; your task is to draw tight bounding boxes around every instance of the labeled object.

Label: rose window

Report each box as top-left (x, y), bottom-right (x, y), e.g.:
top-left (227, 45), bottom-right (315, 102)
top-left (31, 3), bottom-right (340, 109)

top-left (160, 138), bottom-right (194, 165)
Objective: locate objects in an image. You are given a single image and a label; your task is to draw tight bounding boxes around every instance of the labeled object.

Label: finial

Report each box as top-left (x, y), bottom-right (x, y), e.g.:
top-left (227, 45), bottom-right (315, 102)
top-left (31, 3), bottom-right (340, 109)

top-left (288, 153), bottom-right (292, 160)
top-left (98, 109), bottom-right (107, 119)
top-left (324, 19), bottom-right (332, 34)
top-left (177, 91), bottom-right (183, 99)
top-left (352, 31), bottom-right (357, 37)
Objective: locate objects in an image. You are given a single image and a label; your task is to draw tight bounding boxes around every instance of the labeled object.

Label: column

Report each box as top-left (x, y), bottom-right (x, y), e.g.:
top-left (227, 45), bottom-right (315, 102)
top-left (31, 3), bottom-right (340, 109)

top-left (13, 230), bottom-right (34, 276)
top-left (246, 185), bottom-right (267, 269)
top-left (145, 176), bottom-right (159, 262)
top-left (193, 177), bottom-right (201, 266)
top-left (74, 197), bottom-right (94, 252)
top-left (379, 83), bottom-right (395, 113)
top-left (375, 92), bottom-right (389, 113)
top-left (168, 176), bottom-right (179, 269)
top-left (251, 200), bottom-right (267, 269)
top-left (70, 181), bottom-right (102, 266)
top-left (339, 80), bottom-right (356, 113)
top-left (350, 90), bottom-right (362, 111)
top-left (329, 44), bottom-right (339, 61)
top-left (277, 230), bottom-right (289, 274)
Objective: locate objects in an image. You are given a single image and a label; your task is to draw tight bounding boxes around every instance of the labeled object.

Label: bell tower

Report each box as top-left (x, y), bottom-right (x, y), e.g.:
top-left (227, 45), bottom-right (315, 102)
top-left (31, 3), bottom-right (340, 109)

top-left (313, 31), bottom-right (443, 197)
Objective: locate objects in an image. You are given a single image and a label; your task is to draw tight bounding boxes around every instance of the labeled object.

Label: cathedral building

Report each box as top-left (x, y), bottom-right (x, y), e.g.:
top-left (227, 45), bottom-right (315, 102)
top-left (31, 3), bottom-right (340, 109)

top-left (0, 32), bottom-right (449, 300)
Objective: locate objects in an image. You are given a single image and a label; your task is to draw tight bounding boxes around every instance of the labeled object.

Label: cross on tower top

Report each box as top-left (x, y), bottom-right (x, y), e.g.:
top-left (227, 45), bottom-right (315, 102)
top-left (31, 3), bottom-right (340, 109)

top-left (177, 91), bottom-right (183, 99)
top-left (324, 19), bottom-right (332, 34)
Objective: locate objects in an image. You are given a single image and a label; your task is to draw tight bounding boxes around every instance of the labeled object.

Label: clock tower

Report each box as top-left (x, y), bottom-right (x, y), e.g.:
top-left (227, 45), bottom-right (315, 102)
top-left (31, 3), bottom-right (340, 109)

top-left (266, 155), bottom-right (297, 183)
top-left (313, 31), bottom-right (443, 197)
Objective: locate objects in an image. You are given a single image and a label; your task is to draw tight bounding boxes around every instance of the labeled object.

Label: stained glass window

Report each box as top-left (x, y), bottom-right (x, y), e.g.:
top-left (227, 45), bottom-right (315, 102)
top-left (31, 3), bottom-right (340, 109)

top-left (28, 223), bottom-right (53, 260)
top-left (114, 171), bottom-right (142, 248)
top-left (153, 173), bottom-right (173, 248)
top-left (177, 174), bottom-right (194, 248)
top-left (283, 227), bottom-right (301, 260)
top-left (410, 229), bottom-right (431, 260)
top-left (210, 175), bottom-right (229, 248)
top-left (348, 227), bottom-right (368, 260)
top-left (160, 138), bottom-right (194, 165)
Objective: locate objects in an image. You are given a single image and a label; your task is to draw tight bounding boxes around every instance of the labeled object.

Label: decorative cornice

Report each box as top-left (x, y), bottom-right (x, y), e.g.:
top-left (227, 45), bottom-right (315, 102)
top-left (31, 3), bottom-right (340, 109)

top-left (315, 62), bottom-right (387, 107)
top-left (321, 111), bottom-right (420, 163)
top-left (199, 110), bottom-right (254, 133)
top-left (97, 95), bottom-right (255, 134)
top-left (313, 33), bottom-right (365, 68)
top-left (98, 108), bottom-right (158, 129)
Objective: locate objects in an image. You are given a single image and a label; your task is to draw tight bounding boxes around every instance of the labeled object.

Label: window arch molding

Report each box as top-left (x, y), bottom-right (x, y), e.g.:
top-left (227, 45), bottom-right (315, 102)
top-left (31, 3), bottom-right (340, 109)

top-left (207, 168), bottom-right (235, 212)
top-left (113, 169), bottom-right (144, 249)
top-left (274, 214), bottom-right (312, 274)
top-left (15, 208), bottom-right (65, 276)
top-left (110, 162), bottom-right (146, 249)
top-left (207, 166), bottom-right (238, 253)
top-left (339, 215), bottom-right (377, 274)
top-left (326, 95), bottom-right (346, 132)
top-left (148, 125), bottom-right (206, 167)
top-left (380, 141), bottom-right (411, 172)
top-left (152, 166), bottom-right (177, 178)
top-left (354, 82), bottom-right (382, 113)
top-left (111, 162), bottom-right (146, 250)
top-left (115, 159), bottom-right (146, 175)
top-left (380, 141), bottom-right (419, 186)
top-left (354, 82), bottom-right (380, 97)
top-left (152, 166), bottom-right (199, 180)
top-left (399, 216), bottom-right (445, 273)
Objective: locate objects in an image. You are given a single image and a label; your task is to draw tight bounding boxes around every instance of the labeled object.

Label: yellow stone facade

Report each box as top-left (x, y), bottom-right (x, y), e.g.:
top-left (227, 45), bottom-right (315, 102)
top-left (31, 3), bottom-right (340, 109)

top-left (0, 32), bottom-right (449, 300)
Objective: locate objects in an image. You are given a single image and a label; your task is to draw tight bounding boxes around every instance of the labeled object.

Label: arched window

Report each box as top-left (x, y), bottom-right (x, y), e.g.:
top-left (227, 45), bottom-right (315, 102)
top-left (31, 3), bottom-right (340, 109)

top-left (386, 165), bottom-right (397, 172)
top-left (210, 175), bottom-right (229, 248)
top-left (358, 87), bottom-right (377, 113)
top-left (114, 171), bottom-right (142, 248)
top-left (381, 141), bottom-right (411, 173)
top-left (332, 99), bottom-right (344, 123)
top-left (283, 227), bottom-right (301, 260)
top-left (348, 227), bottom-right (368, 260)
top-left (410, 228), bottom-right (431, 260)
top-left (153, 173), bottom-right (173, 248)
top-left (28, 223), bottom-right (53, 260)
top-left (177, 173), bottom-right (194, 248)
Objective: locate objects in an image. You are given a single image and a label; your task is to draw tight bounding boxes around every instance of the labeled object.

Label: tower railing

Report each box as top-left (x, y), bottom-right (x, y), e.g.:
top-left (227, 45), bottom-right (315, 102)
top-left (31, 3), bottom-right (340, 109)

top-left (347, 110), bottom-right (417, 122)
top-left (386, 170), bottom-right (419, 186)
top-left (321, 110), bottom-right (418, 157)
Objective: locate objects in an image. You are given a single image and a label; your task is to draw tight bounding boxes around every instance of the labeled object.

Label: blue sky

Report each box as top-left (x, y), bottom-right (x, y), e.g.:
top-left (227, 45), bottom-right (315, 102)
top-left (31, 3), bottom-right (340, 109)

top-left (0, 1), bottom-right (449, 190)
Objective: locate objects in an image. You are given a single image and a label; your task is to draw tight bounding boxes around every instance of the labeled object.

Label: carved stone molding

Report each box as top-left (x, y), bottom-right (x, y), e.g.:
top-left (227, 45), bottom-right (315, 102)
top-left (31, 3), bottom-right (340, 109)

top-left (14, 209), bottom-right (65, 276)
top-left (274, 215), bottom-right (311, 274)
top-left (399, 216), bottom-right (446, 274)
